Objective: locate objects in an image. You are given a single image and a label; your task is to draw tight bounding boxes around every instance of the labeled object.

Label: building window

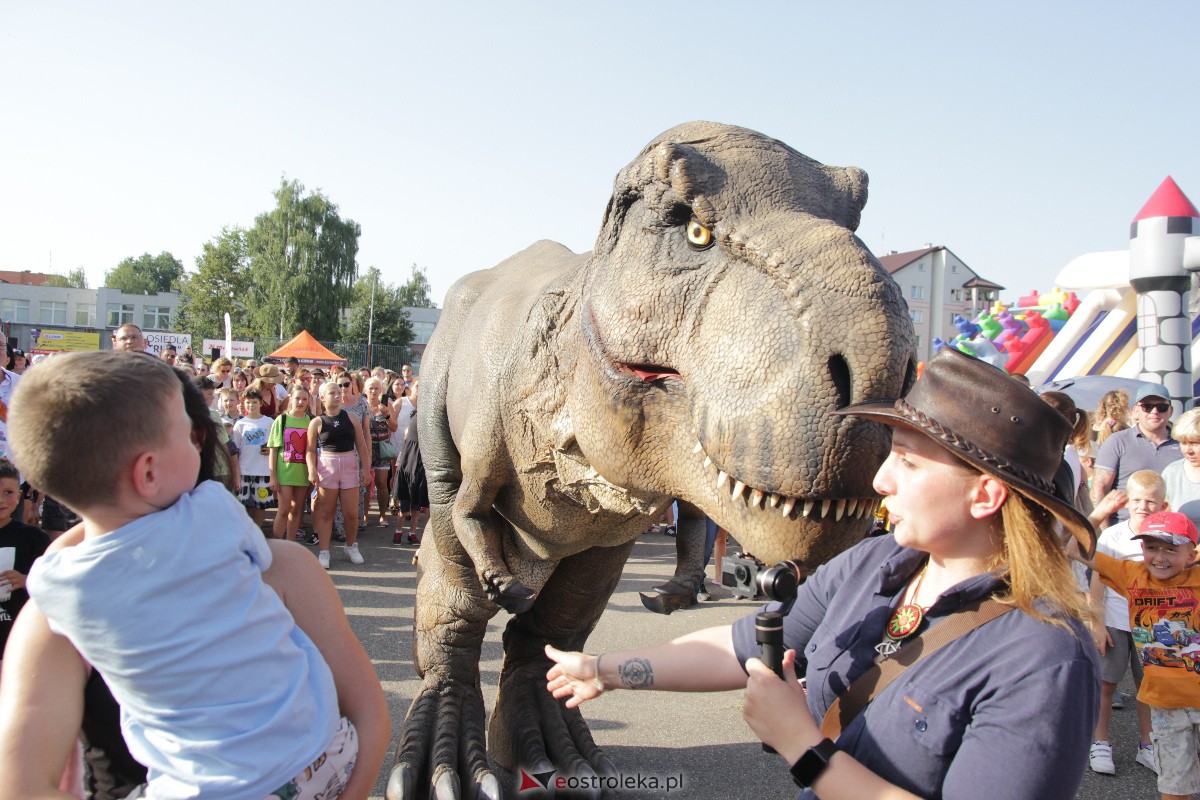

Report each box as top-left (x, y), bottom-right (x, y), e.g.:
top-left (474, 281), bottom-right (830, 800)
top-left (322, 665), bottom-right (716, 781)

top-left (909, 310), bottom-right (924, 324)
top-left (910, 285), bottom-right (925, 300)
top-left (0, 298), bottom-right (30, 323)
top-left (949, 289), bottom-right (964, 302)
top-left (39, 301), bottom-right (67, 325)
top-left (75, 303), bottom-right (97, 327)
top-left (950, 312), bottom-right (960, 325)
top-left (951, 265), bottom-right (958, 273)
top-left (106, 303), bottom-right (135, 326)
top-left (914, 335), bottom-right (922, 350)
top-left (143, 305), bottom-right (171, 330)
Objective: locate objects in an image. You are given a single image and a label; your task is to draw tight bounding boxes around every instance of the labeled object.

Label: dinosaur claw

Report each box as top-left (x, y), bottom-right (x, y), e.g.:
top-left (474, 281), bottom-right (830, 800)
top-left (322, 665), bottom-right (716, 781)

top-left (433, 771), bottom-right (460, 800)
top-left (493, 582), bottom-right (537, 614)
top-left (477, 772), bottom-right (503, 800)
top-left (385, 763), bottom-right (415, 800)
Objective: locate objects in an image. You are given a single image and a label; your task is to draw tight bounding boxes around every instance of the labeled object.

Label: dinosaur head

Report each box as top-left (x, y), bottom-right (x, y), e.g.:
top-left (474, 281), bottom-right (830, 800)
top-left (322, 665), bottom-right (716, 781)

top-left (569, 122), bottom-right (916, 566)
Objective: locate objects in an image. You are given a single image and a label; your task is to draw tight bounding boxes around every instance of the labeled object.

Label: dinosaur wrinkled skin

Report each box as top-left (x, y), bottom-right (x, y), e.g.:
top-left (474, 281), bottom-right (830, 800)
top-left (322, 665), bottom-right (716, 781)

top-left (387, 122), bottom-right (915, 800)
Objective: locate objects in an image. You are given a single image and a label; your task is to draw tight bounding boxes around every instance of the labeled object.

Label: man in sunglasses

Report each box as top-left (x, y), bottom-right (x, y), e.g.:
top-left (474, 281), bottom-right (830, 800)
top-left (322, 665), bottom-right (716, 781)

top-left (1093, 384), bottom-right (1183, 527)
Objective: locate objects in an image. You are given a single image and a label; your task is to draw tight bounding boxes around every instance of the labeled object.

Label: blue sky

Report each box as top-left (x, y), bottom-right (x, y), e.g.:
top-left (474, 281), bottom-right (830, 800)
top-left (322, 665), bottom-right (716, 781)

top-left (2, 2), bottom-right (1196, 307)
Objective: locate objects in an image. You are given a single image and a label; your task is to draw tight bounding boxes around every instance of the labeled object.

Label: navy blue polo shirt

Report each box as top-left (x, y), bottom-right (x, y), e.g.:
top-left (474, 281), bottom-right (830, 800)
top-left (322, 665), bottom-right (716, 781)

top-left (1095, 425), bottom-right (1182, 522)
top-left (731, 535), bottom-right (1099, 800)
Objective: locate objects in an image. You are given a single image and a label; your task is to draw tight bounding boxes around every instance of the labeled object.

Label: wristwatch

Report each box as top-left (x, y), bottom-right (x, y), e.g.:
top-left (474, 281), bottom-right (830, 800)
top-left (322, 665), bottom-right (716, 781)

top-left (790, 738), bottom-right (839, 788)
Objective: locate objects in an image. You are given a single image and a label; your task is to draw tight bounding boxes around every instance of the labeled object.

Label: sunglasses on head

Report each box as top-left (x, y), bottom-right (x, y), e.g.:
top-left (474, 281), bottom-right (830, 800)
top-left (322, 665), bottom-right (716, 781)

top-left (1140, 401), bottom-right (1171, 413)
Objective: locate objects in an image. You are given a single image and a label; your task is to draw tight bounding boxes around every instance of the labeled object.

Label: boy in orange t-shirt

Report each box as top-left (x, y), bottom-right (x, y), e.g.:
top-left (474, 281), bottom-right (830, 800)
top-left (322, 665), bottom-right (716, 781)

top-left (1076, 511), bottom-right (1200, 800)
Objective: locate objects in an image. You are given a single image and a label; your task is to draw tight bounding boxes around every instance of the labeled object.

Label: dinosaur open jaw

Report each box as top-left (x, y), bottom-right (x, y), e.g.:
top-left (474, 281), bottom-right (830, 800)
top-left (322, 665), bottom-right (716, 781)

top-left (619, 362), bottom-right (682, 383)
top-left (692, 438), bottom-right (880, 522)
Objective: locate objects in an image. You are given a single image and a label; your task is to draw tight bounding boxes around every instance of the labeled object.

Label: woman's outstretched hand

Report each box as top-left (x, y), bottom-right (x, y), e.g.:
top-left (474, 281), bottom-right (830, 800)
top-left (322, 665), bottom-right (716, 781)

top-left (545, 644), bottom-right (603, 708)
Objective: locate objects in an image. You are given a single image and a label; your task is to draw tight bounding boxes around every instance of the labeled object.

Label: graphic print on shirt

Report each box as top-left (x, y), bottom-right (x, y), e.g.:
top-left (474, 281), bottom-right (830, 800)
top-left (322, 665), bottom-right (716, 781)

top-left (284, 428), bottom-right (308, 463)
top-left (243, 427), bottom-right (268, 448)
top-left (1130, 587), bottom-right (1200, 672)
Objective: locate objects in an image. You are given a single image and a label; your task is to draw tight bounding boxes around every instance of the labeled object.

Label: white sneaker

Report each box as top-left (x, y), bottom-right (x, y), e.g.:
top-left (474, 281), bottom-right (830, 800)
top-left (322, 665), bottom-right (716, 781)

top-left (318, 550), bottom-right (330, 570)
top-left (345, 543), bottom-right (364, 565)
top-left (1089, 740), bottom-right (1115, 774)
top-left (1136, 744), bottom-right (1158, 773)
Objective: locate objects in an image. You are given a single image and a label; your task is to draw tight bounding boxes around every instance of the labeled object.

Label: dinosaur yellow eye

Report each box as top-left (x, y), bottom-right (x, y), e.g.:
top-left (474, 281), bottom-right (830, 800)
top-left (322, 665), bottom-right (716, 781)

top-left (686, 219), bottom-right (714, 250)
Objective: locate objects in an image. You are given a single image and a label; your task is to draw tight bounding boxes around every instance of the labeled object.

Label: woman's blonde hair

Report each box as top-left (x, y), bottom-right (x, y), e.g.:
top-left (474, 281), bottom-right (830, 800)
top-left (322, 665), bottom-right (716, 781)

top-left (1174, 408), bottom-right (1200, 442)
top-left (988, 492), bottom-right (1096, 631)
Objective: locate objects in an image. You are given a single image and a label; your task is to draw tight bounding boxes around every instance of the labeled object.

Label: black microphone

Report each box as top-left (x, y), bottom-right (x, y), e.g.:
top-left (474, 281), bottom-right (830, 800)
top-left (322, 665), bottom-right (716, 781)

top-left (756, 610), bottom-right (785, 753)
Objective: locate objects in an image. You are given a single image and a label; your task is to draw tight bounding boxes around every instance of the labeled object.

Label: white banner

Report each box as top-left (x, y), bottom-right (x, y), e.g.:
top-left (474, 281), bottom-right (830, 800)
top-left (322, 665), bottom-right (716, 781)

top-left (144, 331), bottom-right (192, 357)
top-left (202, 339), bottom-right (255, 359)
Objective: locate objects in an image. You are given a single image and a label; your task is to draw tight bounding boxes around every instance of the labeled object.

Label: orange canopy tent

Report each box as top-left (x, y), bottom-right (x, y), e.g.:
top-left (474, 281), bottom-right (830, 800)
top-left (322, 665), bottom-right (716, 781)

top-left (265, 330), bottom-right (347, 368)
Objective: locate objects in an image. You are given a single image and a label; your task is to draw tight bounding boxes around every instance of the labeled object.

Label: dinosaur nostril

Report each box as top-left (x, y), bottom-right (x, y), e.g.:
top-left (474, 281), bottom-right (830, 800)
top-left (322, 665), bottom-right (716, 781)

top-left (829, 354), bottom-right (851, 410)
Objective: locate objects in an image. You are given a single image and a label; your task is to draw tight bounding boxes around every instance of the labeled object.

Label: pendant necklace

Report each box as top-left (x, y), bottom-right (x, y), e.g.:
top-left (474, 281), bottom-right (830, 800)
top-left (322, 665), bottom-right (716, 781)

top-left (876, 561), bottom-right (930, 660)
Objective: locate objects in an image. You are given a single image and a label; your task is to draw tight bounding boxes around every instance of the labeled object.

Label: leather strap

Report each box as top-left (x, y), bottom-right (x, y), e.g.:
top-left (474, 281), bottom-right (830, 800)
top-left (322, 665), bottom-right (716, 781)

top-left (820, 597), bottom-right (1014, 740)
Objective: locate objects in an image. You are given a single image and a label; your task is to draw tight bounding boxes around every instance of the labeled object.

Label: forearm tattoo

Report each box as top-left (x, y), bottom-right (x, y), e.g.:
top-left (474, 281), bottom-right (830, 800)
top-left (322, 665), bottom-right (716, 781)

top-left (617, 658), bottom-right (654, 689)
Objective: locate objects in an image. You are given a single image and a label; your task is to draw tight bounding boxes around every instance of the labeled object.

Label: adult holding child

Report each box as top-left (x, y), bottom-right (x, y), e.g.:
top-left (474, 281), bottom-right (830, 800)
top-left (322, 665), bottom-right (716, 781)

top-left (546, 347), bottom-right (1101, 799)
top-left (307, 381), bottom-right (371, 569)
top-left (0, 351), bottom-right (389, 800)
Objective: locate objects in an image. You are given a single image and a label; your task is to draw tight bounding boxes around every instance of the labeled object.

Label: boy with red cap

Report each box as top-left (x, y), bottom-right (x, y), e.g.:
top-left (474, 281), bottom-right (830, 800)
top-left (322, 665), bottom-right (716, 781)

top-left (1075, 510), bottom-right (1200, 800)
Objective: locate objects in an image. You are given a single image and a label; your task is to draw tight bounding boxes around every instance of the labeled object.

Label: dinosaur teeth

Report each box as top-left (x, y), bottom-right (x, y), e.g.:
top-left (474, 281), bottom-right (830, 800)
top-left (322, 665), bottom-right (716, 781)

top-left (802, 498), bottom-right (814, 518)
top-left (821, 499), bottom-right (831, 519)
top-left (781, 497), bottom-right (796, 517)
top-left (692, 441), bottom-right (703, 454)
top-left (731, 480), bottom-right (747, 502)
top-left (750, 489), bottom-right (764, 508)
top-left (847, 498), bottom-right (859, 518)
top-left (716, 470), bottom-right (729, 490)
top-left (834, 499), bottom-right (846, 521)
top-left (768, 492), bottom-right (781, 508)
top-left (703, 456), bottom-right (712, 469)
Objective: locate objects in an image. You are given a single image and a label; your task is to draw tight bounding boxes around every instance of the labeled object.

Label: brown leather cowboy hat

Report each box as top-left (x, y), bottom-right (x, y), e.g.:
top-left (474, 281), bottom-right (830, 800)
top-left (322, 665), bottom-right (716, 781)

top-left (835, 346), bottom-right (1095, 555)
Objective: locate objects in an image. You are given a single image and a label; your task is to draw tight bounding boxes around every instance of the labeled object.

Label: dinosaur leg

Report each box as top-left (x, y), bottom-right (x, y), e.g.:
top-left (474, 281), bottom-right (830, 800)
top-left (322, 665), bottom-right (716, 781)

top-left (640, 502), bottom-right (706, 614)
top-left (488, 538), bottom-right (637, 785)
top-left (386, 500), bottom-right (502, 800)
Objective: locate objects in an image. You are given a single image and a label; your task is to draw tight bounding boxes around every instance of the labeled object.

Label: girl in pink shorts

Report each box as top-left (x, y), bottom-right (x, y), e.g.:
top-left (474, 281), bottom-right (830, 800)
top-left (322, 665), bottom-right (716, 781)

top-left (306, 381), bottom-right (370, 570)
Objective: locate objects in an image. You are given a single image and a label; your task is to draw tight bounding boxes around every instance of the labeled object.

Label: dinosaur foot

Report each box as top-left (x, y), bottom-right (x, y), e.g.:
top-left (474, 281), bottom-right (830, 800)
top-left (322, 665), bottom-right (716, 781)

top-left (483, 573), bottom-right (537, 615)
top-left (491, 661), bottom-right (616, 798)
top-left (386, 676), bottom-right (502, 800)
top-left (639, 579), bottom-right (698, 615)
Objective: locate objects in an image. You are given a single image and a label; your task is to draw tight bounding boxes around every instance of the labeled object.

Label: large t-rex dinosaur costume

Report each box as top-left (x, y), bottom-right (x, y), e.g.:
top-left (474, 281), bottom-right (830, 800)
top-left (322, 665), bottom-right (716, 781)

top-left (388, 122), bottom-right (915, 799)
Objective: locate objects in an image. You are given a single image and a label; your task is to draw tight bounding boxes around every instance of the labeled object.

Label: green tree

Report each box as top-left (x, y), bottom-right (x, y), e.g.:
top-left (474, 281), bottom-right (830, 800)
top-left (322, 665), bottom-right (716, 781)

top-left (245, 178), bottom-right (360, 340)
top-left (175, 227), bottom-right (254, 339)
top-left (45, 267), bottom-right (88, 289)
top-left (340, 267), bottom-right (415, 347)
top-left (396, 263), bottom-right (437, 309)
top-left (104, 251), bottom-right (184, 294)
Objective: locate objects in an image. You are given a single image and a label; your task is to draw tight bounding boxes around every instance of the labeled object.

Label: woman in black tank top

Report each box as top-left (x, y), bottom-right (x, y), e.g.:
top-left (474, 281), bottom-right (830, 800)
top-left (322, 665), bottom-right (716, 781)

top-left (306, 381), bottom-right (370, 569)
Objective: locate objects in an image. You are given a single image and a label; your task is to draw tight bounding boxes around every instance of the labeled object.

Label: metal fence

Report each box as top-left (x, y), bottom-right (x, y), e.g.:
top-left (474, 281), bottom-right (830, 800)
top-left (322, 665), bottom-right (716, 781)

top-left (4, 322), bottom-right (420, 373)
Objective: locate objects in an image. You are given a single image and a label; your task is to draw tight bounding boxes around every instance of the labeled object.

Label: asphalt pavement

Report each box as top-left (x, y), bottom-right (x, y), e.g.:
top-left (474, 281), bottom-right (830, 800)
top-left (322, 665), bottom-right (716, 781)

top-left (325, 524), bottom-right (1167, 799)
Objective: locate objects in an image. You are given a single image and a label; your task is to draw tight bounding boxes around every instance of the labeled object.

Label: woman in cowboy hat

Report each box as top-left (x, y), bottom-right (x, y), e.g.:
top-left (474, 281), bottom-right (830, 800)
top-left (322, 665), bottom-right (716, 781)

top-left (545, 347), bottom-right (1101, 799)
